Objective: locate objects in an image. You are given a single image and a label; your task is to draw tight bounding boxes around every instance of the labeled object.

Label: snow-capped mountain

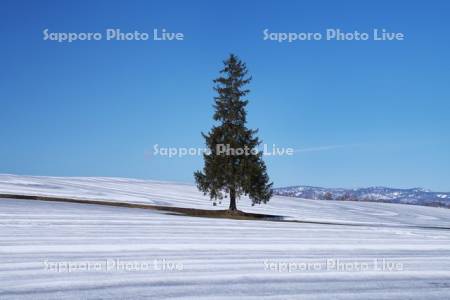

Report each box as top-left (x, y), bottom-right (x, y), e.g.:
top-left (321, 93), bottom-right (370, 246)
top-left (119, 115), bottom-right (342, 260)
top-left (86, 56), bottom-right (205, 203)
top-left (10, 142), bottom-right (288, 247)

top-left (273, 186), bottom-right (450, 208)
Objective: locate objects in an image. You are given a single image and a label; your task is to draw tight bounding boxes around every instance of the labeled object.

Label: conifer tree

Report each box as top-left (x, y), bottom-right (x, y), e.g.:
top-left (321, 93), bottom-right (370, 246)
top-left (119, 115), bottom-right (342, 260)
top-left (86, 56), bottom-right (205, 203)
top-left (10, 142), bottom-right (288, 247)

top-left (194, 54), bottom-right (273, 211)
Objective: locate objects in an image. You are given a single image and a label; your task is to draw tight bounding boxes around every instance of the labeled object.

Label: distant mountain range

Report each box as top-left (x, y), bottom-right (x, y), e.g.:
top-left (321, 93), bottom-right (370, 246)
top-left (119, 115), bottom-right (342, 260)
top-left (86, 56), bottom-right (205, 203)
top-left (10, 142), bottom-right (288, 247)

top-left (273, 186), bottom-right (450, 208)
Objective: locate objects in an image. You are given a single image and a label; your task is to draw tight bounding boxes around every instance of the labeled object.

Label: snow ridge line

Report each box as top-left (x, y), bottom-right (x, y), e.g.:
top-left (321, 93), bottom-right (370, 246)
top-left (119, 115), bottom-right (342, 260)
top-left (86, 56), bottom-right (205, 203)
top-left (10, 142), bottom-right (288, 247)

top-left (0, 193), bottom-right (282, 221)
top-left (1, 193), bottom-right (450, 231)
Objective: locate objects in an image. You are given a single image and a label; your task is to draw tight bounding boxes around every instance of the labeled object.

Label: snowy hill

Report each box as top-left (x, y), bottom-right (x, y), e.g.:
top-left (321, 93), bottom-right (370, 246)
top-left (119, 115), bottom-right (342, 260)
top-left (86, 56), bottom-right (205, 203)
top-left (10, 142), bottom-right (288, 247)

top-left (1, 174), bottom-right (450, 227)
top-left (274, 185), bottom-right (450, 208)
top-left (1, 174), bottom-right (450, 299)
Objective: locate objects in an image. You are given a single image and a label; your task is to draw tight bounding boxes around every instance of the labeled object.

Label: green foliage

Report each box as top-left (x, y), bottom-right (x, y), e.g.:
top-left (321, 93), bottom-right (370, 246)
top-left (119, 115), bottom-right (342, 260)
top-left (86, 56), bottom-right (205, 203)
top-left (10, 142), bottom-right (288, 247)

top-left (194, 54), bottom-right (273, 210)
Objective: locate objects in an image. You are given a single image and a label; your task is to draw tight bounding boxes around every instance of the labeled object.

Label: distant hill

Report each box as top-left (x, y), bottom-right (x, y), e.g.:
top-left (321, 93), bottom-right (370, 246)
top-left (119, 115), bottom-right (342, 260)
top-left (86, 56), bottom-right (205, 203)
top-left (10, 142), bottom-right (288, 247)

top-left (273, 186), bottom-right (450, 208)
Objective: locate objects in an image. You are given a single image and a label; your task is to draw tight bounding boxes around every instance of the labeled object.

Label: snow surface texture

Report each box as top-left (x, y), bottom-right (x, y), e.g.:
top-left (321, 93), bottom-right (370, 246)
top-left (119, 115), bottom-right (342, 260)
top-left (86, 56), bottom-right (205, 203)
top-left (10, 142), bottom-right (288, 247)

top-left (1, 174), bottom-right (450, 299)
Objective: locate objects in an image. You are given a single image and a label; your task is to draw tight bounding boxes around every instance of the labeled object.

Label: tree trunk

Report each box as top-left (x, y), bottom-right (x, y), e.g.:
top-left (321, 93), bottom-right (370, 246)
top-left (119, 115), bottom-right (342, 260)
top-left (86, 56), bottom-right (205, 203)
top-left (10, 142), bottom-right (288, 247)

top-left (229, 188), bottom-right (237, 211)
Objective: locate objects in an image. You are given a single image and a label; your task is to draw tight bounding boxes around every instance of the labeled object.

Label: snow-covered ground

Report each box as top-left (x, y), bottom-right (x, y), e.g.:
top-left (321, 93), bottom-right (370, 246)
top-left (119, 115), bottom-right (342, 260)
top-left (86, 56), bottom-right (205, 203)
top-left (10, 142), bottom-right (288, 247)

top-left (1, 174), bottom-right (450, 227)
top-left (1, 174), bottom-right (450, 299)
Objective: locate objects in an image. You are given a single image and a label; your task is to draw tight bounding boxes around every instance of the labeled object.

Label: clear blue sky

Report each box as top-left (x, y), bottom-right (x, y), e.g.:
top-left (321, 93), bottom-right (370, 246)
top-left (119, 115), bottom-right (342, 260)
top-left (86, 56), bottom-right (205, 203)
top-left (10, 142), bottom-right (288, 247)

top-left (1, 0), bottom-right (449, 191)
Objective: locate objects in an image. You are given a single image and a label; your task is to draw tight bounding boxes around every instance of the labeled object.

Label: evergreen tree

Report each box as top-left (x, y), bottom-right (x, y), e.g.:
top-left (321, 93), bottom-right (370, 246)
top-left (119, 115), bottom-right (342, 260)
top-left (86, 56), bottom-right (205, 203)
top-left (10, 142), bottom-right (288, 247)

top-left (194, 54), bottom-right (273, 211)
